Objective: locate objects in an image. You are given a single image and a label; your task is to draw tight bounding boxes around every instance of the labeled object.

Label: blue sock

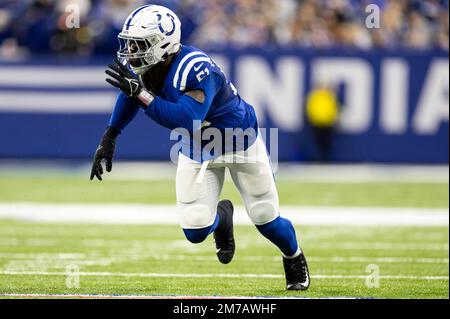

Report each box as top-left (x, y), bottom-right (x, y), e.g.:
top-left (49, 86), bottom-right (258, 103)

top-left (183, 214), bottom-right (220, 244)
top-left (256, 216), bottom-right (299, 257)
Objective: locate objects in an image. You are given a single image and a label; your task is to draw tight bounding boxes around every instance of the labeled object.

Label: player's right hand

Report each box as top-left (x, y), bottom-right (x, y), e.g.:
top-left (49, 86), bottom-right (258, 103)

top-left (105, 58), bottom-right (142, 98)
top-left (90, 129), bottom-right (117, 181)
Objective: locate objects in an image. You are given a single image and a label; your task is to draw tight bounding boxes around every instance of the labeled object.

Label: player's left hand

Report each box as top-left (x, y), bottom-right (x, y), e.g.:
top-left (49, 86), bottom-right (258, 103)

top-left (105, 58), bottom-right (142, 98)
top-left (90, 128), bottom-right (117, 181)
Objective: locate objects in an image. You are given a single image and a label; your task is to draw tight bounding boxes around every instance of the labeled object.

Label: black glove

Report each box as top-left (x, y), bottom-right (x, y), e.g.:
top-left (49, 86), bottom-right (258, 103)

top-left (105, 58), bottom-right (142, 98)
top-left (90, 127), bottom-right (120, 181)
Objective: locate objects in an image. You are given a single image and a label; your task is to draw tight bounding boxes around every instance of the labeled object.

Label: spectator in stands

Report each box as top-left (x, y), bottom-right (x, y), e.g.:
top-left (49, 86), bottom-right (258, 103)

top-left (0, 0), bottom-right (448, 57)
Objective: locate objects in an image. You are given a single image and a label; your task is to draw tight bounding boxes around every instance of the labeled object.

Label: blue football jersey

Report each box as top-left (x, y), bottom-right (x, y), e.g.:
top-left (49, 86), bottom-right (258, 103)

top-left (144, 45), bottom-right (258, 161)
top-left (109, 45), bottom-right (259, 162)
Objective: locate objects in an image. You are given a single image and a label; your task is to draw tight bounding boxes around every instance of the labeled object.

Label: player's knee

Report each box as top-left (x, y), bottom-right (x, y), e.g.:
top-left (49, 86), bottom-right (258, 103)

top-left (240, 172), bottom-right (272, 198)
top-left (248, 200), bottom-right (278, 225)
top-left (180, 204), bottom-right (213, 229)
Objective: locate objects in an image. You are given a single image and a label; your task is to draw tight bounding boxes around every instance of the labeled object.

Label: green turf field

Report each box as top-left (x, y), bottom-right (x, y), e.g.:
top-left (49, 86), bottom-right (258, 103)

top-left (0, 177), bottom-right (448, 298)
top-left (0, 177), bottom-right (448, 207)
top-left (0, 222), bottom-right (448, 298)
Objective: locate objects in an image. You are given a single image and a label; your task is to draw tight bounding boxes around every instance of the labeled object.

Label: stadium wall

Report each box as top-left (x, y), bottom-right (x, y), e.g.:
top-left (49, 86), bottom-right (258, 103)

top-left (0, 49), bottom-right (448, 163)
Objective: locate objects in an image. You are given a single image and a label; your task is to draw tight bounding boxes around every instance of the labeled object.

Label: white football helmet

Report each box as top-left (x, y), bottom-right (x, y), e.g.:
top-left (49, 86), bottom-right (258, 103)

top-left (117, 5), bottom-right (181, 75)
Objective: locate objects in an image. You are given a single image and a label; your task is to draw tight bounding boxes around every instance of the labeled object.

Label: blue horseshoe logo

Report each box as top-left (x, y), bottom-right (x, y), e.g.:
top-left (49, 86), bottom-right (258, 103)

top-left (157, 13), bottom-right (176, 36)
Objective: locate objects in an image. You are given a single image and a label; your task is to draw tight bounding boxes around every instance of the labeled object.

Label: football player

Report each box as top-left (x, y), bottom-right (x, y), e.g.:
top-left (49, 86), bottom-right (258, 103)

top-left (90, 5), bottom-right (310, 291)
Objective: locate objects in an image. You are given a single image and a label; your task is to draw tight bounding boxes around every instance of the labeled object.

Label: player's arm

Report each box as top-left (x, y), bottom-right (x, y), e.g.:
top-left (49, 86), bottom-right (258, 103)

top-left (90, 60), bottom-right (142, 181)
top-left (142, 92), bottom-right (212, 132)
top-left (185, 90), bottom-right (205, 103)
top-left (90, 93), bottom-right (140, 181)
top-left (142, 71), bottom-right (220, 133)
top-left (104, 58), bottom-right (219, 133)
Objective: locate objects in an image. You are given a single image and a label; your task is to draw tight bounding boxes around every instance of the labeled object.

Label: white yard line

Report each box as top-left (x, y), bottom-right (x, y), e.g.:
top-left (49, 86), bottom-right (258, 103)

top-left (0, 162), bottom-right (448, 183)
top-left (0, 270), bottom-right (448, 281)
top-left (106, 163), bottom-right (450, 182)
top-left (0, 253), bottom-right (447, 264)
top-left (0, 203), bottom-right (448, 226)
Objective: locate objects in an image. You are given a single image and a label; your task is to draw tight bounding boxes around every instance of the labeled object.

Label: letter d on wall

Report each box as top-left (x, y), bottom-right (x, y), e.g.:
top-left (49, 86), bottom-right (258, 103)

top-left (312, 58), bottom-right (373, 134)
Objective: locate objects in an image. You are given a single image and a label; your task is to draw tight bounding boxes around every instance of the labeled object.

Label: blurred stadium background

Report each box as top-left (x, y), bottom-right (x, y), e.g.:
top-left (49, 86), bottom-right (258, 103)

top-left (0, 0), bottom-right (448, 299)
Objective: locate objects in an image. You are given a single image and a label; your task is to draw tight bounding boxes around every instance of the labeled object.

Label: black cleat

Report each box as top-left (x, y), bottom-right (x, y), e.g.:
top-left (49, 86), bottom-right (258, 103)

top-left (214, 200), bottom-right (235, 264)
top-left (283, 251), bottom-right (310, 291)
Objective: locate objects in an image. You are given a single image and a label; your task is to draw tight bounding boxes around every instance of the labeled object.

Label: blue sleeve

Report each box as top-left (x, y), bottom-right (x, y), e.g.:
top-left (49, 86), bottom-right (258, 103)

top-left (108, 92), bottom-right (140, 133)
top-left (143, 72), bottom-right (221, 132)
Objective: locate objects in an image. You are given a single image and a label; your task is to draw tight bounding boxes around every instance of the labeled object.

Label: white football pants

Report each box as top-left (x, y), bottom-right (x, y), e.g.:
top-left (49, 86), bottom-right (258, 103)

top-left (176, 135), bottom-right (280, 229)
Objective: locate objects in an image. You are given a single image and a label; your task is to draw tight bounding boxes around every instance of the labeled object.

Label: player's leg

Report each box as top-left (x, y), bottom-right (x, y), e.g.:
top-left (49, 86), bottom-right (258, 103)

top-left (176, 153), bottom-right (225, 244)
top-left (228, 136), bottom-right (310, 290)
top-left (228, 136), bottom-right (298, 256)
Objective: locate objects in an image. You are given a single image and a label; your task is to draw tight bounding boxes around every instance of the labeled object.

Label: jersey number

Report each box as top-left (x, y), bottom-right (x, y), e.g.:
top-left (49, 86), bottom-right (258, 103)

top-left (195, 66), bottom-right (210, 83)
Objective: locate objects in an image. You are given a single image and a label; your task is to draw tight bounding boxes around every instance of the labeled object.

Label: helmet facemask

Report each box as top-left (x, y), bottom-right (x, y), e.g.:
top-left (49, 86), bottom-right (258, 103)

top-left (117, 33), bottom-right (166, 75)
